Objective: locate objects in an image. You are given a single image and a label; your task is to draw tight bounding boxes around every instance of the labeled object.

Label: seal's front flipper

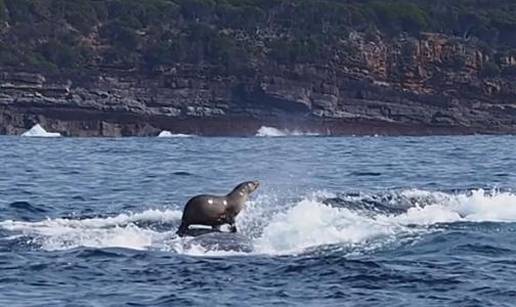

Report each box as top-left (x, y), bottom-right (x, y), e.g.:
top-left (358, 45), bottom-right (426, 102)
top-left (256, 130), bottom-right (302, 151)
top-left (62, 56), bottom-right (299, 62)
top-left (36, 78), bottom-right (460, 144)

top-left (176, 223), bottom-right (188, 237)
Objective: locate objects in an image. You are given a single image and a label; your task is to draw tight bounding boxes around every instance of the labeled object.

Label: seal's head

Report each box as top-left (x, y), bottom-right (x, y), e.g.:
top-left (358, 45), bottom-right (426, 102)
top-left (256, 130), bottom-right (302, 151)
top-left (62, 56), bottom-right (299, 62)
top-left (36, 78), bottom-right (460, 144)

top-left (230, 180), bottom-right (260, 196)
top-left (243, 180), bottom-right (260, 194)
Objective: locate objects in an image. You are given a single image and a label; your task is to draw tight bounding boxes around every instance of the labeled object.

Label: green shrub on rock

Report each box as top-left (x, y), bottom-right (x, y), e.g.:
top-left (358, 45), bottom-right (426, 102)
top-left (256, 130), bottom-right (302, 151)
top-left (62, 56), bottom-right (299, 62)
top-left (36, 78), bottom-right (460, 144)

top-left (1, 0), bottom-right (516, 72)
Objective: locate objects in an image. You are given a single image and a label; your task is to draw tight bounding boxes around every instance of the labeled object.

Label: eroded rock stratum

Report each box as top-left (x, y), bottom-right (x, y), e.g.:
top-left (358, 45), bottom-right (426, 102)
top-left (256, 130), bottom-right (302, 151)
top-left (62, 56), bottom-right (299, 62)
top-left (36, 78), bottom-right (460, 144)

top-left (1, 1), bottom-right (516, 136)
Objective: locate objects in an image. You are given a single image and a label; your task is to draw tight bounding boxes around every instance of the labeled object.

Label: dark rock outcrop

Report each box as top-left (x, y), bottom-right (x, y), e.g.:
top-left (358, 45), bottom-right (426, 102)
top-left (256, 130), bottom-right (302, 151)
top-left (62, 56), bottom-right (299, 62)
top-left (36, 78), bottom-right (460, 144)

top-left (1, 32), bottom-right (516, 136)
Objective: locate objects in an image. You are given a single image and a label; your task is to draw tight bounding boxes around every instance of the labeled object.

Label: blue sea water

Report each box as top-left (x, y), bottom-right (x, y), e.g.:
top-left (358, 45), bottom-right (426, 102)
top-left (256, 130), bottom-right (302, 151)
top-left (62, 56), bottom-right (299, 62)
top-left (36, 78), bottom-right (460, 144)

top-left (1, 134), bottom-right (516, 306)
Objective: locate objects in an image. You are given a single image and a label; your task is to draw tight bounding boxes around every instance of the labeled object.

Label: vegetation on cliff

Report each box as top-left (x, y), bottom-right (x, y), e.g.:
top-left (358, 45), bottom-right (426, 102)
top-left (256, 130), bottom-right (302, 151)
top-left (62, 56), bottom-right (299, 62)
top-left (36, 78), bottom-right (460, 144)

top-left (1, 0), bottom-right (516, 74)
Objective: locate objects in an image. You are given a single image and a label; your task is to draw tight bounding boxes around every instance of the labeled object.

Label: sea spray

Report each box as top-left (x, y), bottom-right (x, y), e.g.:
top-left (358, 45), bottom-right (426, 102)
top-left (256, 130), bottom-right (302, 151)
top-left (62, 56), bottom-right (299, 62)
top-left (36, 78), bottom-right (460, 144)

top-left (157, 130), bottom-right (195, 138)
top-left (2, 189), bottom-right (516, 255)
top-left (256, 126), bottom-right (319, 137)
top-left (0, 209), bottom-right (182, 251)
top-left (21, 124), bottom-right (61, 137)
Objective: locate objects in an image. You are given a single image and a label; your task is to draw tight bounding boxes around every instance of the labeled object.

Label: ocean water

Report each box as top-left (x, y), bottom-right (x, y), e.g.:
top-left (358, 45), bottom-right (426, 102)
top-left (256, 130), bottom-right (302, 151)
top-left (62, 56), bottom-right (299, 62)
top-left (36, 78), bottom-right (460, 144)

top-left (1, 135), bottom-right (516, 306)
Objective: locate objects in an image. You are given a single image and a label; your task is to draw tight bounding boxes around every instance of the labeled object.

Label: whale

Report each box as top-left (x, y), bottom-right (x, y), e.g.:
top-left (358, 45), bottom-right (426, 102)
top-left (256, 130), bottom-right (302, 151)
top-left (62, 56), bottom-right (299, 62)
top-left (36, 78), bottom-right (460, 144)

top-left (181, 228), bottom-right (253, 253)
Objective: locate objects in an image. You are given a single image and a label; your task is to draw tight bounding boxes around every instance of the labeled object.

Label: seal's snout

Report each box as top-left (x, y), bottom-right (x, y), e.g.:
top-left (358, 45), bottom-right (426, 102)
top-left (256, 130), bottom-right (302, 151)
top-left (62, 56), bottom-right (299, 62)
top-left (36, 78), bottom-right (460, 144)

top-left (248, 180), bottom-right (260, 193)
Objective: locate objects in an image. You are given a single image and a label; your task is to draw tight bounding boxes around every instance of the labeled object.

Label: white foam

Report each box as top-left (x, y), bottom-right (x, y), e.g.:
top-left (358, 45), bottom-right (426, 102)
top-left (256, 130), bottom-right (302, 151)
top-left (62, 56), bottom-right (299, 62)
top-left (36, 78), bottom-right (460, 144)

top-left (21, 124), bottom-right (61, 137)
top-left (0, 209), bottom-right (182, 251)
top-left (157, 130), bottom-right (194, 138)
top-left (1, 190), bottom-right (516, 256)
top-left (253, 199), bottom-right (405, 254)
top-left (256, 126), bottom-right (319, 137)
top-left (404, 189), bottom-right (516, 223)
top-left (253, 189), bottom-right (516, 254)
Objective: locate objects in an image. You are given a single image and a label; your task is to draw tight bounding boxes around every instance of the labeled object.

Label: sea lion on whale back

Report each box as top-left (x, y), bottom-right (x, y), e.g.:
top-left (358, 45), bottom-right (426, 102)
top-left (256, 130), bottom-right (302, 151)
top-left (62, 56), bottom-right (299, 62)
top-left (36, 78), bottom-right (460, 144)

top-left (176, 181), bottom-right (260, 237)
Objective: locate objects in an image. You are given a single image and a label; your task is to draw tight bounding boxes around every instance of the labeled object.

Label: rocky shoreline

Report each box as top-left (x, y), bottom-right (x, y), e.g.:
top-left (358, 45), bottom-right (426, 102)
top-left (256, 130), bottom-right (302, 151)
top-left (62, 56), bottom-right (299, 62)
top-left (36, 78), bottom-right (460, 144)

top-left (2, 32), bottom-right (516, 137)
top-left (2, 0), bottom-right (516, 137)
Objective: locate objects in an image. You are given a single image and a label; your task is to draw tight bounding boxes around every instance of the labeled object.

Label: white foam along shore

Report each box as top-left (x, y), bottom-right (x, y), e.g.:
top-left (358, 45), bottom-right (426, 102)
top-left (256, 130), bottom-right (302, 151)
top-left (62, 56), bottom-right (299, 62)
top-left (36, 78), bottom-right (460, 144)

top-left (21, 124), bottom-right (61, 137)
top-left (157, 130), bottom-right (195, 138)
top-left (1, 189), bottom-right (516, 256)
top-left (256, 126), bottom-right (319, 137)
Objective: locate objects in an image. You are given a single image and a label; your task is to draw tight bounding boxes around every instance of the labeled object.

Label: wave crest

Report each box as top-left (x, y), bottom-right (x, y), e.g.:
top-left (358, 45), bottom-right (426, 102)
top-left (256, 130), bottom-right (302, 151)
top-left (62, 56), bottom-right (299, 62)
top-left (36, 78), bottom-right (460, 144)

top-left (1, 189), bottom-right (516, 256)
top-left (157, 130), bottom-right (195, 138)
top-left (256, 126), bottom-right (319, 137)
top-left (0, 209), bottom-right (182, 251)
top-left (21, 124), bottom-right (61, 137)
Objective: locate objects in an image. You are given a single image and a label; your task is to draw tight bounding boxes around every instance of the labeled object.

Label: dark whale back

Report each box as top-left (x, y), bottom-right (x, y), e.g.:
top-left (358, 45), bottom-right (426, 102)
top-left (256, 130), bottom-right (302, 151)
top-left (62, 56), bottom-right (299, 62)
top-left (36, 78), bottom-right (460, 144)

top-left (183, 231), bottom-right (253, 253)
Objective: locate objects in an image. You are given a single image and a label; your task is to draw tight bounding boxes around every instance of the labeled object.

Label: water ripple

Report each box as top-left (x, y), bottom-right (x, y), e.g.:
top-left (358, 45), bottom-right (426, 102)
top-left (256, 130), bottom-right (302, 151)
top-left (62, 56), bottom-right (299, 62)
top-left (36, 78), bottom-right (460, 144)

top-left (0, 135), bottom-right (515, 305)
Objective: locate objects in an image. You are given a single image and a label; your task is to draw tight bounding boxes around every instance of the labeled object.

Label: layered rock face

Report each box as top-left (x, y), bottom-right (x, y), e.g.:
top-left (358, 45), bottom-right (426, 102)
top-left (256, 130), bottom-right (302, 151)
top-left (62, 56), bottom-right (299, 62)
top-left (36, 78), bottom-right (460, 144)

top-left (1, 32), bottom-right (516, 136)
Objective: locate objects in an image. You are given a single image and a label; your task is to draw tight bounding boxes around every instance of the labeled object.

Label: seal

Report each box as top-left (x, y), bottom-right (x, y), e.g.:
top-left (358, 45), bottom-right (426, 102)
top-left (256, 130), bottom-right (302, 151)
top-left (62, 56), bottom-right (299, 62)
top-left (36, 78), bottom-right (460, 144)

top-left (176, 181), bottom-right (260, 237)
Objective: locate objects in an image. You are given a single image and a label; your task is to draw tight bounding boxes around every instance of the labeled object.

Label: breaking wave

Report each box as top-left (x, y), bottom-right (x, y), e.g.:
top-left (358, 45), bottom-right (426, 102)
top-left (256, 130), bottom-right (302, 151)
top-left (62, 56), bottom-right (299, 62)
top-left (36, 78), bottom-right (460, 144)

top-left (1, 189), bottom-right (515, 256)
top-left (157, 130), bottom-right (195, 138)
top-left (0, 209), bottom-right (181, 251)
top-left (21, 124), bottom-right (61, 137)
top-left (256, 126), bottom-right (319, 137)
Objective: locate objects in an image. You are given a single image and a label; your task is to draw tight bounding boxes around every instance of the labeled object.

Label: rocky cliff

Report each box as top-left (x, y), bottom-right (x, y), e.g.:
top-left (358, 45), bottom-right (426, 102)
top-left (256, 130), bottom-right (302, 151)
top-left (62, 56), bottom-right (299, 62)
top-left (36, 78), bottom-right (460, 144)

top-left (1, 0), bottom-right (516, 136)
